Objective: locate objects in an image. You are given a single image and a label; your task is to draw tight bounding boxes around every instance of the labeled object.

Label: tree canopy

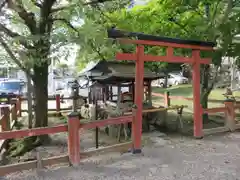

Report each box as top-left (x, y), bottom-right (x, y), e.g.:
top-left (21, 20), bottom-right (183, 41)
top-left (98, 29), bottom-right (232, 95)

top-left (77, 0), bottom-right (240, 71)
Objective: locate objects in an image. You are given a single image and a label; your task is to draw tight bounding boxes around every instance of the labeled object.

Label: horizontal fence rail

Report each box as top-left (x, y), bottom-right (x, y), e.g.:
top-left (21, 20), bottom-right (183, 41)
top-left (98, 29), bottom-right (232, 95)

top-left (202, 107), bottom-right (228, 114)
top-left (0, 125), bottom-right (68, 140)
top-left (152, 92), bottom-right (225, 103)
top-left (0, 141), bottom-right (132, 176)
top-left (81, 116), bottom-right (133, 129)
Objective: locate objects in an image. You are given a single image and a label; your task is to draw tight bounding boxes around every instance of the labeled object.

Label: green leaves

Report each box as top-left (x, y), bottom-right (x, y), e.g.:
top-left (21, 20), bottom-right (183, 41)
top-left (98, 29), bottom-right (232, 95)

top-left (77, 0), bottom-right (240, 73)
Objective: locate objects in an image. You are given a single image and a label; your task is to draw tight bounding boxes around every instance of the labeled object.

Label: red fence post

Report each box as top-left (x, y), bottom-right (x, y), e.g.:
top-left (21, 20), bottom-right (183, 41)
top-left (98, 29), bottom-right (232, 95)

top-left (16, 96), bottom-right (22, 117)
top-left (56, 94), bottom-right (61, 115)
top-left (68, 112), bottom-right (80, 166)
top-left (224, 99), bottom-right (236, 131)
top-left (164, 91), bottom-right (170, 107)
top-left (1, 106), bottom-right (10, 131)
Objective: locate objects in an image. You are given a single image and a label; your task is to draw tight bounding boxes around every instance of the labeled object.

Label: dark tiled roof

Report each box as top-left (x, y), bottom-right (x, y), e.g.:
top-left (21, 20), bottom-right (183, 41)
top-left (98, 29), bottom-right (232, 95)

top-left (79, 60), bottom-right (162, 83)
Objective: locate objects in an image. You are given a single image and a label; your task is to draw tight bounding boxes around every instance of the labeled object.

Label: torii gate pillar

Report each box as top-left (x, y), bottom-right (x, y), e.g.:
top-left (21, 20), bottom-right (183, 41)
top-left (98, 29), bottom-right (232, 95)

top-left (132, 45), bottom-right (144, 153)
top-left (192, 51), bottom-right (203, 138)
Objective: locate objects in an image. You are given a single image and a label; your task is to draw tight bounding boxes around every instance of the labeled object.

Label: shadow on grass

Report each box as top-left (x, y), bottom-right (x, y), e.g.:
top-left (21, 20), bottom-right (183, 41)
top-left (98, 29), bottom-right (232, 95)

top-left (153, 85), bottom-right (193, 97)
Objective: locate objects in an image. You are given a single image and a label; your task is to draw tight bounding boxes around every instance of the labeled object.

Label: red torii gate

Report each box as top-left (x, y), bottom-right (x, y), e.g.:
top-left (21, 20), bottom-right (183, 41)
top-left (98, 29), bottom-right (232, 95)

top-left (108, 29), bottom-right (215, 153)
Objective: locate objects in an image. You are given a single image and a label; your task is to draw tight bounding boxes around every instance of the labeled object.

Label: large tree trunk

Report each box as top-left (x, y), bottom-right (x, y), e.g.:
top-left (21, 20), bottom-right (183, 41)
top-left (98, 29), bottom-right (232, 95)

top-left (33, 63), bottom-right (49, 128)
top-left (7, 65), bottom-right (49, 157)
top-left (200, 64), bottom-right (212, 123)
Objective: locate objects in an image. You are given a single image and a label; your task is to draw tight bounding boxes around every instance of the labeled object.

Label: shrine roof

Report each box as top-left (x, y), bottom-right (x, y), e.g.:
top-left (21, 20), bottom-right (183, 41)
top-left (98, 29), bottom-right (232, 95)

top-left (107, 28), bottom-right (216, 48)
top-left (78, 60), bottom-right (163, 83)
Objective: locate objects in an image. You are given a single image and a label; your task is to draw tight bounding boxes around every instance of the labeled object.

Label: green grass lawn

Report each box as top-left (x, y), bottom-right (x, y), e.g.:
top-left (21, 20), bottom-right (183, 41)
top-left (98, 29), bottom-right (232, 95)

top-left (152, 84), bottom-right (240, 112)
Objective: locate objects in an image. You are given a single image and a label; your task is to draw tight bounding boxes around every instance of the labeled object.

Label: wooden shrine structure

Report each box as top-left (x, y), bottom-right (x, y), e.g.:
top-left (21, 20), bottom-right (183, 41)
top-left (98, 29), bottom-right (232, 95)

top-left (108, 28), bottom-right (215, 153)
top-left (79, 60), bottom-right (164, 104)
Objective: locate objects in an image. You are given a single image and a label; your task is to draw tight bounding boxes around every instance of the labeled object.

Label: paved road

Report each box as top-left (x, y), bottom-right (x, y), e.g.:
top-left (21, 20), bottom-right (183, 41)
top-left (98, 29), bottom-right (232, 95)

top-left (4, 132), bottom-right (240, 180)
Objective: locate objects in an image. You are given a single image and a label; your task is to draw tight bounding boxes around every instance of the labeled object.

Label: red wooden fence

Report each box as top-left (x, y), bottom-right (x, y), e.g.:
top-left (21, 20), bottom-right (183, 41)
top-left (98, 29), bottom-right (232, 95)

top-left (152, 91), bottom-right (240, 136)
top-left (0, 97), bottom-right (134, 175)
top-left (16, 94), bottom-right (72, 115)
top-left (152, 91), bottom-right (225, 105)
top-left (1, 93), bottom-right (240, 175)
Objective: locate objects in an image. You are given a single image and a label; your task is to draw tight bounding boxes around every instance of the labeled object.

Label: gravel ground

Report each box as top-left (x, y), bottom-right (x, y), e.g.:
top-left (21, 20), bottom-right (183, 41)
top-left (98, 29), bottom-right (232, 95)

top-left (3, 131), bottom-right (240, 180)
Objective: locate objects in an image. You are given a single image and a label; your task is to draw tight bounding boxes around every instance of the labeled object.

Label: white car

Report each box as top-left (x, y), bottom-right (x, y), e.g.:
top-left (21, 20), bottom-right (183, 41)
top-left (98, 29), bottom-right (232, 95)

top-left (153, 73), bottom-right (188, 87)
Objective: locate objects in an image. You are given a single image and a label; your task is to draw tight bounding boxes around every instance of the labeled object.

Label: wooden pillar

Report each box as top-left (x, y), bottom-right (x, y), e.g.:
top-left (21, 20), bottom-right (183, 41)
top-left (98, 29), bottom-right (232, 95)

top-left (131, 82), bottom-right (135, 102)
top-left (16, 96), bottom-right (22, 117)
top-left (129, 84), bottom-right (132, 101)
top-left (147, 80), bottom-right (152, 106)
top-left (105, 85), bottom-right (109, 101)
top-left (12, 104), bottom-right (17, 123)
top-left (68, 112), bottom-right (80, 166)
top-left (1, 106), bottom-right (10, 131)
top-left (192, 50), bottom-right (202, 138)
top-left (132, 45), bottom-right (144, 153)
top-left (143, 83), bottom-right (147, 101)
top-left (117, 85), bottom-right (121, 105)
top-left (109, 85), bottom-right (113, 101)
top-left (109, 84), bottom-right (121, 138)
top-left (56, 94), bottom-right (61, 114)
top-left (164, 91), bottom-right (170, 107)
top-left (89, 88), bottom-right (93, 104)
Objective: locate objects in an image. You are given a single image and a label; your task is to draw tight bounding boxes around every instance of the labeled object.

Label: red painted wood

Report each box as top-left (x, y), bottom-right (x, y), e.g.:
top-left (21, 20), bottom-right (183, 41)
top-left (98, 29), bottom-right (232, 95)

top-left (132, 45), bottom-right (145, 150)
top-left (56, 94), bottom-right (61, 113)
top-left (118, 38), bottom-right (214, 51)
top-left (81, 116), bottom-right (133, 129)
top-left (114, 33), bottom-right (214, 141)
top-left (151, 92), bottom-right (165, 98)
top-left (192, 50), bottom-right (203, 138)
top-left (0, 125), bottom-right (68, 140)
top-left (116, 52), bottom-right (211, 64)
top-left (68, 115), bottom-right (80, 166)
top-left (203, 107), bottom-right (227, 114)
top-left (167, 47), bottom-right (174, 59)
top-left (152, 92), bottom-right (224, 103)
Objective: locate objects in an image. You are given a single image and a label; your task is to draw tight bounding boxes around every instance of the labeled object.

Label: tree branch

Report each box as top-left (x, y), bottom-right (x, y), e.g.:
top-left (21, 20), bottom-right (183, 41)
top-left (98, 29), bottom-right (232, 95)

top-left (52, 18), bottom-right (78, 32)
top-left (7, 0), bottom-right (37, 33)
top-left (51, 4), bottom-right (76, 14)
top-left (84, 0), bottom-right (113, 5)
top-left (39, 0), bottom-right (56, 34)
top-left (0, 23), bottom-right (33, 48)
top-left (0, 23), bottom-right (19, 37)
top-left (221, 0), bottom-right (233, 24)
top-left (0, 36), bottom-right (32, 77)
top-left (30, 0), bottom-right (42, 8)
top-left (168, 18), bottom-right (190, 34)
top-left (89, 41), bottom-right (106, 60)
top-left (50, 0), bottom-right (113, 13)
top-left (211, 0), bottom-right (221, 24)
top-left (0, 0), bottom-right (7, 12)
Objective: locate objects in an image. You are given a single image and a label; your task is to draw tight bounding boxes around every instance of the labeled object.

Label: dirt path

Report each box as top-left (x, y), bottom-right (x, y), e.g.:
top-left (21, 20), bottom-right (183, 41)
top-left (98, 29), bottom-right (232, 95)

top-left (3, 132), bottom-right (240, 180)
